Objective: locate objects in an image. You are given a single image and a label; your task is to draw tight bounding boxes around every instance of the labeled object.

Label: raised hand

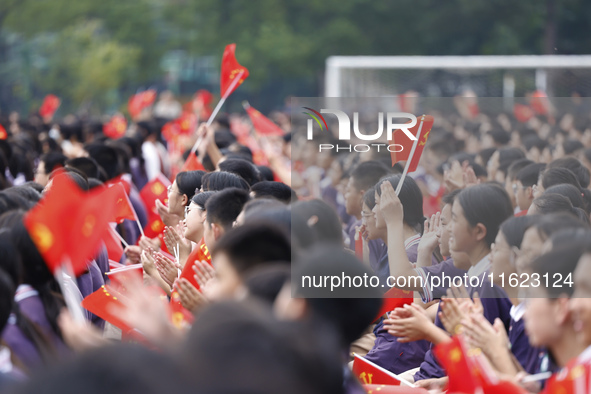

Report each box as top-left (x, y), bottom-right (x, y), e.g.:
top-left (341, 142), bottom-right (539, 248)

top-left (193, 260), bottom-right (216, 289)
top-left (379, 181), bottom-right (404, 226)
top-left (124, 245), bottom-right (142, 265)
top-left (155, 199), bottom-right (184, 227)
top-left (384, 303), bottom-right (435, 343)
top-left (418, 212), bottom-right (441, 256)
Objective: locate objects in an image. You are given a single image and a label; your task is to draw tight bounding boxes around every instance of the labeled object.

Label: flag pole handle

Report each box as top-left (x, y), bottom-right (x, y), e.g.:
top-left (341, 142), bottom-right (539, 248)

top-left (395, 116), bottom-right (425, 196)
top-left (55, 262), bottom-right (86, 324)
top-left (111, 226), bottom-right (129, 248)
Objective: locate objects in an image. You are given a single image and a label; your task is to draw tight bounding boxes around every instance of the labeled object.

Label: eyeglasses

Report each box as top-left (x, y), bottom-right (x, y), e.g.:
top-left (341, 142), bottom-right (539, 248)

top-left (185, 205), bottom-right (204, 218)
top-left (361, 211), bottom-right (374, 218)
top-left (512, 184), bottom-right (528, 194)
top-left (167, 185), bottom-right (182, 196)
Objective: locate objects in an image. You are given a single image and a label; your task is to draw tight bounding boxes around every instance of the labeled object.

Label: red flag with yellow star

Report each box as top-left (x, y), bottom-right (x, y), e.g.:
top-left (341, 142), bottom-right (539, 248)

top-left (180, 151), bottom-right (205, 172)
top-left (139, 174), bottom-right (171, 238)
top-left (128, 90), bottom-right (156, 119)
top-left (104, 183), bottom-right (137, 224)
top-left (434, 336), bottom-right (483, 393)
top-left (103, 114), bottom-right (127, 139)
top-left (24, 173), bottom-right (116, 276)
top-left (81, 285), bottom-right (134, 333)
top-left (389, 115), bottom-right (434, 173)
top-left (351, 354), bottom-right (404, 386)
top-left (244, 103), bottom-right (285, 137)
top-left (220, 44), bottom-right (249, 98)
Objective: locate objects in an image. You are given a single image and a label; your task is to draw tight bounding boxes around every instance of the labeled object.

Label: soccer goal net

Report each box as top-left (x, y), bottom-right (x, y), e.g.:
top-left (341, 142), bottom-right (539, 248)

top-left (324, 55), bottom-right (591, 98)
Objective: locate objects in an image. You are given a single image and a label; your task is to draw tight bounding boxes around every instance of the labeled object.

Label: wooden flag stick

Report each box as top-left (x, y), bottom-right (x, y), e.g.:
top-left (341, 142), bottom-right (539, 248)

top-left (205, 70), bottom-right (245, 127)
top-left (111, 226), bottom-right (129, 248)
top-left (395, 115), bottom-right (425, 196)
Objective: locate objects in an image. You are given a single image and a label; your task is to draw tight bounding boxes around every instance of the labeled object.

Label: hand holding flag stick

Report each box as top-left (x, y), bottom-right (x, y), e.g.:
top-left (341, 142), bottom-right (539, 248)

top-left (395, 115), bottom-right (425, 196)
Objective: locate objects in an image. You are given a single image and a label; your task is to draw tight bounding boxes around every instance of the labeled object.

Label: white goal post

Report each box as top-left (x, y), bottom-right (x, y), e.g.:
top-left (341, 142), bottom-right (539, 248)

top-left (324, 55), bottom-right (591, 98)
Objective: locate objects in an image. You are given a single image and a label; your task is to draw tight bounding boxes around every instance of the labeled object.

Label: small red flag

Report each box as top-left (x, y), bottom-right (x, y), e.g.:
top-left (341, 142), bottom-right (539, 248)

top-left (39, 94), bottom-right (61, 119)
top-left (81, 285), bottom-right (134, 333)
top-left (530, 90), bottom-right (550, 116)
top-left (389, 115), bottom-right (434, 173)
top-left (105, 265), bottom-right (143, 295)
top-left (139, 174), bottom-right (171, 239)
top-left (374, 287), bottom-right (414, 321)
top-left (104, 183), bottom-right (137, 224)
top-left (513, 104), bottom-right (534, 123)
top-left (180, 151), bottom-right (206, 172)
top-left (220, 44), bottom-right (249, 98)
top-left (351, 354), bottom-right (403, 386)
top-left (245, 104), bottom-right (285, 137)
top-left (24, 174), bottom-right (116, 276)
top-left (434, 336), bottom-right (483, 393)
top-left (0, 125), bottom-right (7, 140)
top-left (103, 227), bottom-right (124, 263)
top-left (178, 241), bottom-right (211, 290)
top-left (103, 114), bottom-right (127, 139)
top-left (128, 90), bottom-right (156, 119)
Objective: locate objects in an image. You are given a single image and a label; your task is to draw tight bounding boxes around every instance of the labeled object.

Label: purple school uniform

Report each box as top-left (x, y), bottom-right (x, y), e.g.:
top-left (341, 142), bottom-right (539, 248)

top-left (129, 189), bottom-right (147, 229)
top-left (2, 285), bottom-right (71, 370)
top-left (508, 303), bottom-right (551, 375)
top-left (414, 256), bottom-right (512, 381)
top-left (94, 243), bottom-right (110, 283)
top-left (414, 257), bottom-right (467, 303)
top-left (347, 218), bottom-right (388, 279)
top-left (364, 237), bottom-right (432, 374)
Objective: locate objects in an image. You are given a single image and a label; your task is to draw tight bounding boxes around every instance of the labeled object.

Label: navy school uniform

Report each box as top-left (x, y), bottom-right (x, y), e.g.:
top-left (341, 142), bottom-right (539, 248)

top-left (364, 235), bottom-right (436, 374)
top-left (414, 255), bottom-right (513, 381)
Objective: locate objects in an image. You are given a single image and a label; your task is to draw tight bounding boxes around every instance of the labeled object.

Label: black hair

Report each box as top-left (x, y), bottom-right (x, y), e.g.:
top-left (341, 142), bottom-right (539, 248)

top-left (0, 268), bottom-right (13, 333)
top-left (541, 167), bottom-right (581, 190)
top-left (516, 163), bottom-right (546, 188)
top-left (441, 188), bottom-right (462, 207)
top-left (294, 245), bottom-right (382, 345)
top-left (218, 159), bottom-right (260, 186)
top-left (350, 161), bottom-right (391, 191)
top-left (457, 183), bottom-right (514, 246)
top-left (532, 194), bottom-right (590, 224)
top-left (244, 206), bottom-right (292, 236)
top-left (5, 185), bottom-right (42, 204)
top-left (531, 239), bottom-right (590, 297)
top-left (191, 190), bottom-right (216, 210)
top-left (376, 175), bottom-right (424, 234)
top-left (0, 192), bottom-right (33, 215)
top-left (180, 300), bottom-right (343, 394)
top-left (205, 188), bottom-right (250, 230)
top-left (487, 128), bottom-right (510, 146)
top-left (50, 170), bottom-right (89, 191)
top-left (498, 147), bottom-right (526, 165)
top-left (250, 181), bottom-right (294, 204)
top-left (290, 200), bottom-right (343, 246)
top-left (362, 187), bottom-right (376, 210)
top-left (545, 184), bottom-right (590, 214)
top-left (13, 344), bottom-right (194, 394)
top-left (522, 135), bottom-right (548, 153)
top-left (478, 148), bottom-right (496, 167)
top-left (84, 144), bottom-right (121, 180)
top-left (242, 198), bottom-right (286, 216)
top-left (22, 182), bottom-right (44, 194)
top-left (39, 152), bottom-right (67, 174)
top-left (212, 223), bottom-right (291, 276)
top-left (533, 213), bottom-right (590, 242)
top-left (201, 171), bottom-right (250, 191)
top-left (0, 211), bottom-right (65, 339)
top-left (244, 264), bottom-right (291, 304)
top-left (562, 139), bottom-right (584, 156)
top-left (548, 157), bottom-right (590, 188)
top-left (65, 157), bottom-right (101, 180)
top-left (507, 159), bottom-right (534, 182)
top-left (87, 178), bottom-right (104, 190)
top-left (256, 165), bottom-right (275, 182)
top-left (499, 215), bottom-right (540, 249)
top-left (176, 171), bottom-right (205, 201)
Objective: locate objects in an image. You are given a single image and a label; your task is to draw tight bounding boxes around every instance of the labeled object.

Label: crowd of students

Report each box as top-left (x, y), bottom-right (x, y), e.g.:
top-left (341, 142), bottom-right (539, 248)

top-left (0, 97), bottom-right (590, 393)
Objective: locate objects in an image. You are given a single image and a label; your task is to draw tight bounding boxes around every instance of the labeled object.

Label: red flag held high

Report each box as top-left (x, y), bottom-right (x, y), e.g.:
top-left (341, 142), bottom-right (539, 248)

top-left (128, 90), bottom-right (156, 119)
top-left (103, 114), bottom-right (128, 139)
top-left (514, 104), bottom-right (534, 123)
top-left (39, 94), bottom-right (61, 119)
top-left (181, 151), bottom-right (205, 173)
top-left (245, 104), bottom-right (285, 137)
top-left (24, 173), bottom-right (116, 276)
top-left (389, 115), bottom-right (434, 173)
top-left (139, 174), bottom-right (171, 238)
top-left (220, 44), bottom-right (249, 98)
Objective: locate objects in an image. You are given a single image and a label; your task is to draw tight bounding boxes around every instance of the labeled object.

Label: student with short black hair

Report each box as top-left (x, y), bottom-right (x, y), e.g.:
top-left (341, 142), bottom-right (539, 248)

top-left (35, 152), bottom-right (67, 187)
top-left (65, 157), bottom-right (101, 180)
top-left (522, 135), bottom-right (548, 162)
top-left (250, 181), bottom-right (295, 204)
top-left (535, 167), bottom-right (581, 198)
top-left (528, 193), bottom-right (590, 224)
top-left (290, 200), bottom-right (343, 246)
top-left (505, 158), bottom-right (534, 210)
top-left (514, 163), bottom-right (546, 213)
top-left (204, 188), bottom-right (250, 248)
top-left (218, 158), bottom-right (260, 186)
top-left (548, 156), bottom-right (590, 188)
